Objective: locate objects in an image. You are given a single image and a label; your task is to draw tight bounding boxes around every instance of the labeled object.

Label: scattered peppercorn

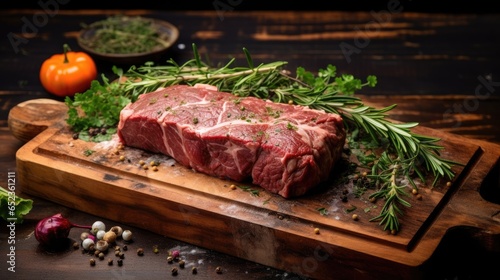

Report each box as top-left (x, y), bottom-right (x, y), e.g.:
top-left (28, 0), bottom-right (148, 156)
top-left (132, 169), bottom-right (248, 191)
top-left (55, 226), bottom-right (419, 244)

top-left (178, 260), bottom-right (185, 268)
top-left (167, 256), bottom-right (174, 263)
top-left (171, 267), bottom-right (178, 276)
top-left (118, 252), bottom-right (125, 259)
top-left (352, 214), bottom-right (359, 221)
top-left (191, 267), bottom-right (198, 274)
top-left (314, 228), bottom-right (320, 235)
top-left (412, 188), bottom-right (418, 195)
top-left (122, 245), bottom-right (128, 251)
top-left (98, 252), bottom-right (105, 260)
top-left (88, 128), bottom-right (97, 136)
top-left (107, 258), bottom-right (113, 266)
top-left (153, 246), bottom-right (159, 254)
top-left (137, 248), bottom-right (144, 256)
top-left (216, 266), bottom-right (223, 274)
top-left (446, 181), bottom-right (452, 187)
top-left (416, 194), bottom-right (423, 200)
top-left (230, 184), bottom-right (237, 190)
top-left (90, 258), bottom-right (96, 266)
top-left (73, 242), bottom-right (79, 250)
top-left (117, 259), bottom-right (123, 266)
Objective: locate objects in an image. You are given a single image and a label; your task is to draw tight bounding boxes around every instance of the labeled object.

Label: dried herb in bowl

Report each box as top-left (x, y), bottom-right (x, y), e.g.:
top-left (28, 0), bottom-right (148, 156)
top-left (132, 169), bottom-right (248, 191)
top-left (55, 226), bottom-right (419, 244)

top-left (79, 15), bottom-right (173, 55)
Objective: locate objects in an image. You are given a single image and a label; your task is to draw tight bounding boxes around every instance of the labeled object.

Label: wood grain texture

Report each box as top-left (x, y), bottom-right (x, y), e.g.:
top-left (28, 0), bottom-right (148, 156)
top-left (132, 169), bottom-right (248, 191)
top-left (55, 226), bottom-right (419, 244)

top-left (2, 9), bottom-right (500, 279)
top-left (11, 99), bottom-right (500, 279)
top-left (2, 11), bottom-right (499, 95)
top-left (8, 98), bottom-right (68, 142)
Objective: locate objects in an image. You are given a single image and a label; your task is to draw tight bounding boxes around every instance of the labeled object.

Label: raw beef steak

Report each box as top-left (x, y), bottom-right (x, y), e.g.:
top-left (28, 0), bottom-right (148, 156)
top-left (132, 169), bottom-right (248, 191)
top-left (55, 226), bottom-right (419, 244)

top-left (117, 84), bottom-right (346, 198)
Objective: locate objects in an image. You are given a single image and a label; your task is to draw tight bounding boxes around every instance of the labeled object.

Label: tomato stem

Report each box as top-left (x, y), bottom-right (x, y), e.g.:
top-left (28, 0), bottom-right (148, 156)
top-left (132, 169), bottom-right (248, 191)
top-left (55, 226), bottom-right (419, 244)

top-left (63, 44), bottom-right (71, 63)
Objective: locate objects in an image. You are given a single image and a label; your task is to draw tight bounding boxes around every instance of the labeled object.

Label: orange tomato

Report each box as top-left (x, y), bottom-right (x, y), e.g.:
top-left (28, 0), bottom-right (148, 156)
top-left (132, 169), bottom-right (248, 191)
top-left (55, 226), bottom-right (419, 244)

top-left (40, 44), bottom-right (97, 97)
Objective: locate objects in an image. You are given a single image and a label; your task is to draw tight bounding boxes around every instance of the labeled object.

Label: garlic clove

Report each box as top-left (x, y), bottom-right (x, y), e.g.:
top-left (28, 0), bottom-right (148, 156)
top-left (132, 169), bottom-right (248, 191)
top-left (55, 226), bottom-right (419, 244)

top-left (91, 221), bottom-right (106, 235)
top-left (96, 230), bottom-right (106, 240)
top-left (122, 230), bottom-right (133, 241)
top-left (82, 238), bottom-right (95, 250)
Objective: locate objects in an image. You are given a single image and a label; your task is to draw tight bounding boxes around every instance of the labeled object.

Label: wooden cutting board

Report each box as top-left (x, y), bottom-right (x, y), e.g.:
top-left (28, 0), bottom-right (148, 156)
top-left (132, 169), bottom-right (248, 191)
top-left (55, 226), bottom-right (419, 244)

top-left (8, 99), bottom-right (500, 279)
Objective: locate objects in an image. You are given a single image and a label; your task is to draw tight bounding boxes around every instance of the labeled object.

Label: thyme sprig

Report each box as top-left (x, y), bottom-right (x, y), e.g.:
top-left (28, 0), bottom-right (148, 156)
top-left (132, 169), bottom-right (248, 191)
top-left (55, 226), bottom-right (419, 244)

top-left (65, 44), bottom-right (459, 232)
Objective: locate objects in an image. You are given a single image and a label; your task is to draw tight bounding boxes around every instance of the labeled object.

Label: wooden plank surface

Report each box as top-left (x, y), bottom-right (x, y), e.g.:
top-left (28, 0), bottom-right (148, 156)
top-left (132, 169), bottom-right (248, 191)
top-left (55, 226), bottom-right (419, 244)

top-left (2, 9), bottom-right (500, 279)
top-left (10, 97), bottom-right (500, 279)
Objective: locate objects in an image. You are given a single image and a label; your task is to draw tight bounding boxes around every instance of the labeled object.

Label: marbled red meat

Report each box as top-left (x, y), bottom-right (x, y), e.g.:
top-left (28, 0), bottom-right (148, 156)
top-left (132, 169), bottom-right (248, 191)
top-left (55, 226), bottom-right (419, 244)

top-left (117, 84), bottom-right (346, 198)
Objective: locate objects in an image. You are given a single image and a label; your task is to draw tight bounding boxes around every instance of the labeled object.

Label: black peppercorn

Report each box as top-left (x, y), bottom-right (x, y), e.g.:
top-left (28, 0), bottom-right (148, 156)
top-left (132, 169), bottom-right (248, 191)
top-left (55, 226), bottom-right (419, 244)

top-left (137, 248), bottom-right (144, 256)
top-left (171, 267), bottom-right (178, 276)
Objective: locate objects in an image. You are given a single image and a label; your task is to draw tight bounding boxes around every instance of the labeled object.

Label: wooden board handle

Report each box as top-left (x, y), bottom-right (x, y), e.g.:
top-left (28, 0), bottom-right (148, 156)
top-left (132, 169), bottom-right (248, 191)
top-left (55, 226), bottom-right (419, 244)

top-left (8, 98), bottom-right (67, 143)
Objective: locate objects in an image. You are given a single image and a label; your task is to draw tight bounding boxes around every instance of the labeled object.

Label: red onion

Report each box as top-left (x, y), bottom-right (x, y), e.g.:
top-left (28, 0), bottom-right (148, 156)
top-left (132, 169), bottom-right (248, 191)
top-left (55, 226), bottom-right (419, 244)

top-left (35, 213), bottom-right (91, 247)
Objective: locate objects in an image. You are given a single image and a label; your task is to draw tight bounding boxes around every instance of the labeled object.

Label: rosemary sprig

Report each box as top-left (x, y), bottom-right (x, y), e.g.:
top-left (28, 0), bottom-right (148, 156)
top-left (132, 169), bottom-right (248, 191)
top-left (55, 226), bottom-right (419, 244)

top-left (368, 152), bottom-right (413, 233)
top-left (65, 43), bottom-right (459, 232)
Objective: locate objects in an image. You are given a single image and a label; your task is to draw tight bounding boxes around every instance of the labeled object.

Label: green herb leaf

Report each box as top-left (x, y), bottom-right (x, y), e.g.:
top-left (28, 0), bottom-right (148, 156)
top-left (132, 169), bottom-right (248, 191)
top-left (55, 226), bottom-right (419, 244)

top-left (0, 187), bottom-right (33, 224)
top-left (317, 207), bottom-right (329, 216)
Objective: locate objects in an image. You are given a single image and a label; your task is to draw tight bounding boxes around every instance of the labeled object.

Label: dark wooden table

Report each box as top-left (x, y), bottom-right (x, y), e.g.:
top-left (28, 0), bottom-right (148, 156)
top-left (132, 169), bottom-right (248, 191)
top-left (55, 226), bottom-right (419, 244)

top-left (1, 8), bottom-right (500, 280)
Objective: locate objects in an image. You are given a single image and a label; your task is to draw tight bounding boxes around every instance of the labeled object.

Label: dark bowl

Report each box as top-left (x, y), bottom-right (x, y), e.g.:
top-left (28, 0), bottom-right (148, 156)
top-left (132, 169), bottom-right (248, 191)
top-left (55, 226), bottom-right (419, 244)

top-left (77, 17), bottom-right (179, 66)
